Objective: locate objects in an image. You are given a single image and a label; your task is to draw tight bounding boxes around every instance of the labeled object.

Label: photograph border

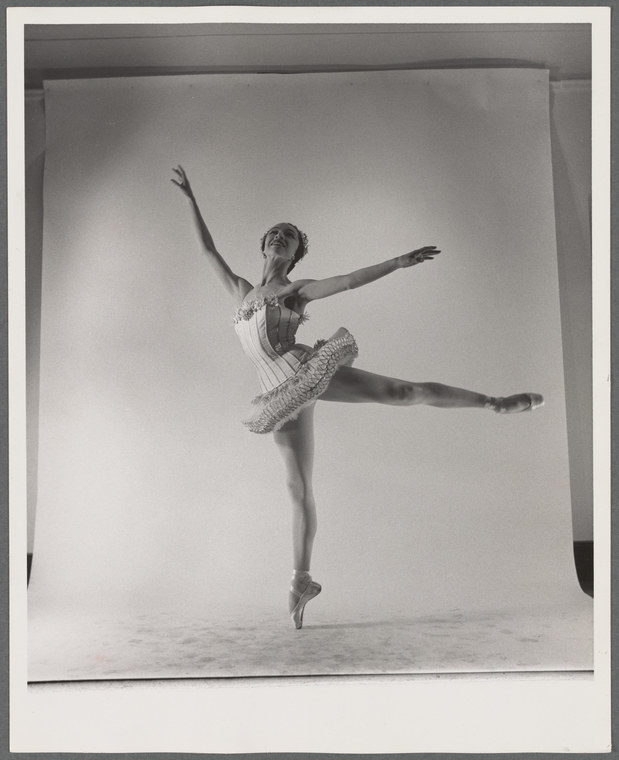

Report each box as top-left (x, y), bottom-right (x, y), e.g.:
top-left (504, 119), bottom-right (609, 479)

top-left (6, 4), bottom-right (613, 755)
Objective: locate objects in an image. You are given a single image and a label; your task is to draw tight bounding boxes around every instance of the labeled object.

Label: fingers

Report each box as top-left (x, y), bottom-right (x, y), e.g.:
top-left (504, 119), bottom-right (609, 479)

top-left (171, 165), bottom-right (191, 194)
top-left (411, 246), bottom-right (441, 263)
top-left (171, 165), bottom-right (187, 182)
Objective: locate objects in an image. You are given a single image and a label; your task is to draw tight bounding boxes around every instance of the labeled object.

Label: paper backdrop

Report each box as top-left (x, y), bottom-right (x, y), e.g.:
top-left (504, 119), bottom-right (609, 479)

top-left (28, 69), bottom-right (590, 678)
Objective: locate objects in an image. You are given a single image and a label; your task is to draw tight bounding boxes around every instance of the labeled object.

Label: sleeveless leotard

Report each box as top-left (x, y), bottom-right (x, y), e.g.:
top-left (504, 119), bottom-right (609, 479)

top-left (233, 294), bottom-right (358, 433)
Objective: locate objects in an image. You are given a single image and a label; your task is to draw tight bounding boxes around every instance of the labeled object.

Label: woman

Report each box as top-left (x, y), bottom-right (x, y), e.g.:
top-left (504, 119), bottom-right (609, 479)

top-left (171, 165), bottom-right (543, 629)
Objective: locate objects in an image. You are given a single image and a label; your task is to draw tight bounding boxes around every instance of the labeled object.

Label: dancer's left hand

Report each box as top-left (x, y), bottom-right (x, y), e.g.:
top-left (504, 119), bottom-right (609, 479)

top-left (397, 246), bottom-right (441, 268)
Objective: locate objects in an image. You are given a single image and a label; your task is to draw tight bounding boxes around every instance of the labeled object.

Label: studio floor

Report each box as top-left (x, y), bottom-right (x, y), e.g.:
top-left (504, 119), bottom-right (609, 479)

top-left (29, 598), bottom-right (592, 682)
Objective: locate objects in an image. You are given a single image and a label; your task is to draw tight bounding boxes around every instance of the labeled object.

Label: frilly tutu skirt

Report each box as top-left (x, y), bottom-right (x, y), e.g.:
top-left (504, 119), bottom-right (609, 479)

top-left (243, 327), bottom-right (358, 433)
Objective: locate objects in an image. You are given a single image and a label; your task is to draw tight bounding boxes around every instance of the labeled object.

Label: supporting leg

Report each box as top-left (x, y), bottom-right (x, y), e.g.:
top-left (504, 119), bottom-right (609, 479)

top-left (273, 405), bottom-right (322, 628)
top-left (273, 405), bottom-right (317, 571)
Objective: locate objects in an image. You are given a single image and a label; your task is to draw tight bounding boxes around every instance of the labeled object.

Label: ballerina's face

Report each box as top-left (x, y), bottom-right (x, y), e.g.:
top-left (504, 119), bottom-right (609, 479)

top-left (263, 223), bottom-right (300, 262)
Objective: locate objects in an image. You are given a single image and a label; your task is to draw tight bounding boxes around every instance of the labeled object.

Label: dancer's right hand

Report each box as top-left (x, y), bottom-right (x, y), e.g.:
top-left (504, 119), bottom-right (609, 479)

top-left (171, 165), bottom-right (194, 200)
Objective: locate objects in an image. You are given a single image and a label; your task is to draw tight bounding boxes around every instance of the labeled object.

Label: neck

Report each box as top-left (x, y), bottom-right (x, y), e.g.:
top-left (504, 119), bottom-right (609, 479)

top-left (261, 257), bottom-right (290, 287)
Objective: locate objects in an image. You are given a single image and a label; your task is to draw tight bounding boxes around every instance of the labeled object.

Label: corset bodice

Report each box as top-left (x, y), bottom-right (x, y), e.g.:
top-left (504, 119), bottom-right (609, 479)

top-left (233, 295), bottom-right (310, 393)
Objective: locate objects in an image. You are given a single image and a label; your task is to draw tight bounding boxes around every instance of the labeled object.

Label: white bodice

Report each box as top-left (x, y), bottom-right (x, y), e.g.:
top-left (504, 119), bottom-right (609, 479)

top-left (233, 295), bottom-right (310, 393)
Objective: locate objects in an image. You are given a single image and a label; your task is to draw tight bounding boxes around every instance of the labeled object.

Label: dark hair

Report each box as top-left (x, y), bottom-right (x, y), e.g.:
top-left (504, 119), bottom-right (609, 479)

top-left (260, 223), bottom-right (309, 274)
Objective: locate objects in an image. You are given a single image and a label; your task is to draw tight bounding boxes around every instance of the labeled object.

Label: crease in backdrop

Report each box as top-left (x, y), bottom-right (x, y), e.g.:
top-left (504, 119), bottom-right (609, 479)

top-left (28, 68), bottom-right (591, 678)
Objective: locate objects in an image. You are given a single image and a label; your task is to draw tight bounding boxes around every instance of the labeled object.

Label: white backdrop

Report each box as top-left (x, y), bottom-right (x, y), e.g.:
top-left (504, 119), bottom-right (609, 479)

top-left (29, 69), bottom-right (585, 637)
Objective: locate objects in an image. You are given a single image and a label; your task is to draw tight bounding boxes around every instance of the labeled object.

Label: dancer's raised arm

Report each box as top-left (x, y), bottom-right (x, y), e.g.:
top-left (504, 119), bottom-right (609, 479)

top-left (294, 246), bottom-right (440, 303)
top-left (171, 165), bottom-right (252, 301)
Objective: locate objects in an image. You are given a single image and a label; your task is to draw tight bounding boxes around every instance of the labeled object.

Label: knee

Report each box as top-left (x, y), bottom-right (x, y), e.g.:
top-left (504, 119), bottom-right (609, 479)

top-left (387, 380), bottom-right (417, 404)
top-left (418, 382), bottom-right (445, 402)
top-left (286, 478), bottom-right (314, 508)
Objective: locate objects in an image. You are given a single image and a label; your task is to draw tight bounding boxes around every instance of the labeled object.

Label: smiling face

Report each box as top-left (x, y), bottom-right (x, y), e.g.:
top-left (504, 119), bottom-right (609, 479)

top-left (263, 224), bottom-right (299, 259)
top-left (260, 223), bottom-right (308, 274)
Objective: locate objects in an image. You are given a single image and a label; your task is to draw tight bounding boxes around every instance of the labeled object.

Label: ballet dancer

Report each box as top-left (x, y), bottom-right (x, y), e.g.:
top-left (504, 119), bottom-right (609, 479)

top-left (171, 165), bottom-right (543, 629)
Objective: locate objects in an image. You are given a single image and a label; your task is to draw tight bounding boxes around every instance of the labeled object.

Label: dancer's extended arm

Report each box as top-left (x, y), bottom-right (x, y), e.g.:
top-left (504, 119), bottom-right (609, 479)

top-left (294, 247), bottom-right (440, 303)
top-left (171, 165), bottom-right (252, 301)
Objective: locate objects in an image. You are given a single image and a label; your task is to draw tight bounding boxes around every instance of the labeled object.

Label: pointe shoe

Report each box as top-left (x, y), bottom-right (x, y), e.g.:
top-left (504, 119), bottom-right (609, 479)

top-left (289, 580), bottom-right (322, 630)
top-left (489, 393), bottom-right (544, 414)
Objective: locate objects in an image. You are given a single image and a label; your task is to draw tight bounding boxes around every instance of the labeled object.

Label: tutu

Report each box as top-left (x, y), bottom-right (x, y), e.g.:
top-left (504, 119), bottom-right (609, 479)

top-left (243, 327), bottom-right (358, 433)
top-left (233, 295), bottom-right (358, 433)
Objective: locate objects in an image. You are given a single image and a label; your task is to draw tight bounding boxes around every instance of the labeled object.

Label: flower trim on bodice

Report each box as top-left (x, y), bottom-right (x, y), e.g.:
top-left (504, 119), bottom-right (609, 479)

top-left (232, 294), bottom-right (309, 325)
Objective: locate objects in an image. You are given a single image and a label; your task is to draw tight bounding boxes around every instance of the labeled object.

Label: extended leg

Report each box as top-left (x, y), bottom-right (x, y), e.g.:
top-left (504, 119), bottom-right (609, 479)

top-left (321, 366), bottom-right (489, 407)
top-left (321, 366), bottom-right (542, 412)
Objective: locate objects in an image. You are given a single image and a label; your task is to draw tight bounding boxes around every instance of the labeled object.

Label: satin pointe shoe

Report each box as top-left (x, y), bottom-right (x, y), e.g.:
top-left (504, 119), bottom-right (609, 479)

top-left (487, 393), bottom-right (545, 414)
top-left (289, 579), bottom-right (322, 630)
